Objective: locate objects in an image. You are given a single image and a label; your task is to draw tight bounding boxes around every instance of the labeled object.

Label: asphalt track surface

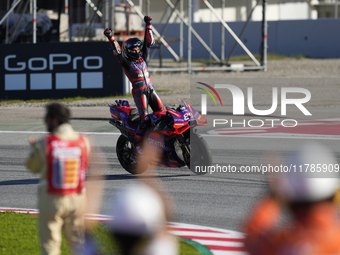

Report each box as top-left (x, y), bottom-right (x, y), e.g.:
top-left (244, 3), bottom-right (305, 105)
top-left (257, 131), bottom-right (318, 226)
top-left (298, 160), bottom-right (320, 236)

top-left (1, 106), bottom-right (340, 234)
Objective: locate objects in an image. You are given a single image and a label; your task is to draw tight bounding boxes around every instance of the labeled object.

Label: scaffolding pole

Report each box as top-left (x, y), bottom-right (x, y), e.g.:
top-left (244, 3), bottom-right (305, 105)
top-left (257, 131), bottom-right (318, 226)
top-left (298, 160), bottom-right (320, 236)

top-left (0, 0), bottom-right (23, 26)
top-left (159, 0), bottom-right (179, 36)
top-left (150, 0), bottom-right (180, 61)
top-left (221, 0), bottom-right (225, 62)
top-left (179, 0), bottom-right (183, 60)
top-left (69, 0), bottom-right (73, 41)
top-left (6, 0), bottom-right (25, 43)
top-left (9, 0), bottom-right (30, 44)
top-left (125, 0), bottom-right (180, 62)
top-left (155, 4), bottom-right (170, 31)
top-left (65, 0), bottom-right (68, 14)
top-left (85, 0), bottom-right (103, 17)
top-left (105, 0), bottom-right (109, 28)
top-left (146, 0), bottom-right (150, 16)
top-left (226, 0), bottom-right (260, 64)
top-left (188, 0), bottom-right (192, 74)
top-left (5, 0), bottom-right (10, 43)
top-left (336, 0), bottom-right (338, 18)
top-left (261, 0), bottom-right (268, 71)
top-left (209, 0), bottom-right (213, 63)
top-left (33, 0), bottom-right (37, 43)
top-left (164, 0), bottom-right (221, 63)
top-left (83, 0), bottom-right (102, 40)
top-left (202, 0), bottom-right (261, 66)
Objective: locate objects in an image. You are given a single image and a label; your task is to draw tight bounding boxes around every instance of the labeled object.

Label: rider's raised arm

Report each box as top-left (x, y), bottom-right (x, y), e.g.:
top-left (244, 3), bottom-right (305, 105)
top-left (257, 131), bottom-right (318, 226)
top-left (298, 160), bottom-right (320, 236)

top-left (142, 16), bottom-right (155, 60)
top-left (104, 28), bottom-right (121, 56)
top-left (104, 28), bottom-right (129, 69)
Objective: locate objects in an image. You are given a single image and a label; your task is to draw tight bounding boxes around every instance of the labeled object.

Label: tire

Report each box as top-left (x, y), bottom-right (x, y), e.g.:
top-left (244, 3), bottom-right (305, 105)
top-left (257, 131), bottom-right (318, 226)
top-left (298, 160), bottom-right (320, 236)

top-left (116, 135), bottom-right (148, 174)
top-left (185, 137), bottom-right (212, 175)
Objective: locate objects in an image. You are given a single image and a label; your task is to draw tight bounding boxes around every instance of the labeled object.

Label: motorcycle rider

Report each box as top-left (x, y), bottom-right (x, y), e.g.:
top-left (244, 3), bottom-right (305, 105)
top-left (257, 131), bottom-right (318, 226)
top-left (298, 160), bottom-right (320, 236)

top-left (104, 16), bottom-right (165, 154)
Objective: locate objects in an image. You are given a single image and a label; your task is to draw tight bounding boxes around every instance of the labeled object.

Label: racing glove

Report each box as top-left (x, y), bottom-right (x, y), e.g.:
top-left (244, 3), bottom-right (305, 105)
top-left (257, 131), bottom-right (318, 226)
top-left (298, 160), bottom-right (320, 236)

top-left (104, 28), bottom-right (121, 55)
top-left (104, 28), bottom-right (114, 41)
top-left (144, 16), bottom-right (152, 25)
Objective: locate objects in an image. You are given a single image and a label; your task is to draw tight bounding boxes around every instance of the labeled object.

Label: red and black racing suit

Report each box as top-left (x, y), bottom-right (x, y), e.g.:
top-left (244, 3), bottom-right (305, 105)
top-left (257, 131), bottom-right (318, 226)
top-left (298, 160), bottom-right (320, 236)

top-left (107, 25), bottom-right (164, 142)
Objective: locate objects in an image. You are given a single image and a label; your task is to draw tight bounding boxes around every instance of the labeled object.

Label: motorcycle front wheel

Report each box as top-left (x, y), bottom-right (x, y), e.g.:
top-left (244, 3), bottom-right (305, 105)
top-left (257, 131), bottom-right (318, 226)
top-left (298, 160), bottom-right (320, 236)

top-left (116, 135), bottom-right (148, 174)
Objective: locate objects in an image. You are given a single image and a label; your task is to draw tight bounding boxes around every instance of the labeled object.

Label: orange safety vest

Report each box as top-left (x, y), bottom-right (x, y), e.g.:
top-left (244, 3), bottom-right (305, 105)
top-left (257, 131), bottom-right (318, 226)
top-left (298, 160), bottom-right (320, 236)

top-left (244, 197), bottom-right (340, 255)
top-left (46, 134), bottom-right (88, 195)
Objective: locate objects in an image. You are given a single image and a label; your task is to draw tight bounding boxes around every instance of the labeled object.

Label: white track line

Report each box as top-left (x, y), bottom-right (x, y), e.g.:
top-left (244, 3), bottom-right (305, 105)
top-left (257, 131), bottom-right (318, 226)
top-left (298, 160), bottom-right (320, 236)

top-left (0, 130), bottom-right (121, 135)
top-left (1, 130), bottom-right (340, 140)
top-left (201, 134), bottom-right (340, 140)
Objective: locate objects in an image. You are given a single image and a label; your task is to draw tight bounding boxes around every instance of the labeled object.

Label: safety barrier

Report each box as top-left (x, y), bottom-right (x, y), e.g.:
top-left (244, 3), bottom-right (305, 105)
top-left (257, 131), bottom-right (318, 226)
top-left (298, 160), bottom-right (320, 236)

top-left (0, 42), bottom-right (124, 100)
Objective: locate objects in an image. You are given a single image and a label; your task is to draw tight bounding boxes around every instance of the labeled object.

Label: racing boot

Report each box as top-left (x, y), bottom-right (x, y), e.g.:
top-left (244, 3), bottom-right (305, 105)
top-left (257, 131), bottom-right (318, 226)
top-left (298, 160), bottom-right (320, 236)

top-left (134, 117), bottom-right (150, 155)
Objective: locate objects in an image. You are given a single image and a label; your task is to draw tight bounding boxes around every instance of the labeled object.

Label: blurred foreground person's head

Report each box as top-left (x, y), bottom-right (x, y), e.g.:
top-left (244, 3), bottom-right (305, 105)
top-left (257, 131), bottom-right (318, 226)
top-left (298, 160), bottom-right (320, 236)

top-left (244, 142), bottom-right (340, 255)
top-left (109, 183), bottom-right (176, 255)
top-left (269, 142), bottom-right (339, 212)
top-left (108, 136), bottom-right (178, 255)
top-left (111, 183), bottom-right (166, 236)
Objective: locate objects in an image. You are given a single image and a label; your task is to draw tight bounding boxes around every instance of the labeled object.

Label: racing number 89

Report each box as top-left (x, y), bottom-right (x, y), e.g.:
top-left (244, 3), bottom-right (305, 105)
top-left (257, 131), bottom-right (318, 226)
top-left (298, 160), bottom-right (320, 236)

top-left (184, 113), bottom-right (192, 121)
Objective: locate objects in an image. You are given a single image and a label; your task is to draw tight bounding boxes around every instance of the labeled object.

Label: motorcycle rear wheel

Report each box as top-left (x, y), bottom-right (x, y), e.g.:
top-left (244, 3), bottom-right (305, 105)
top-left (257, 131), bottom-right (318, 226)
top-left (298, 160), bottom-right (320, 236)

top-left (188, 138), bottom-right (212, 175)
top-left (116, 135), bottom-right (148, 174)
top-left (185, 137), bottom-right (212, 175)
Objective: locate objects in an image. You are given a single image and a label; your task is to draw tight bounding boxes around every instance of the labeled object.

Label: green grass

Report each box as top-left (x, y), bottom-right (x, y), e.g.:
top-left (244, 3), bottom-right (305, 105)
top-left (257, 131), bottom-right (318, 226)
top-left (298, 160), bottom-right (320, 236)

top-left (0, 212), bottom-right (200, 255)
top-left (0, 212), bottom-right (71, 254)
top-left (156, 89), bottom-right (171, 93)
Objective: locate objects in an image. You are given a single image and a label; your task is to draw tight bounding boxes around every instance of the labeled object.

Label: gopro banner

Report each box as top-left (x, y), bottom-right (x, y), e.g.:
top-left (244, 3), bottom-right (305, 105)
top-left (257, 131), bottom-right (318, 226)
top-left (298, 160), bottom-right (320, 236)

top-left (0, 42), bottom-right (123, 100)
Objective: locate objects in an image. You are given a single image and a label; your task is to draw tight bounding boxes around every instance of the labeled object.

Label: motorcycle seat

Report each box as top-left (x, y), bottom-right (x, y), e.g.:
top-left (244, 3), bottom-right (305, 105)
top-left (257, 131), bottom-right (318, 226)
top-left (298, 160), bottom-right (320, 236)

top-left (129, 108), bottom-right (138, 116)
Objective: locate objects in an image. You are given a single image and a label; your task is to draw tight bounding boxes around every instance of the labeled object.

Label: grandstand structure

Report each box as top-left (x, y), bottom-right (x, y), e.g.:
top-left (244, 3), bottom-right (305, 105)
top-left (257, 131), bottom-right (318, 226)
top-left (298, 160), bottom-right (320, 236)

top-left (1, 0), bottom-right (339, 72)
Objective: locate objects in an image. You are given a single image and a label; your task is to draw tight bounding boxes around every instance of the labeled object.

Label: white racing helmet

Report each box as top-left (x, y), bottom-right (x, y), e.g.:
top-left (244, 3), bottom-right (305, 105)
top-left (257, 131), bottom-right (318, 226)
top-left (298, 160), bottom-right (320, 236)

top-left (269, 142), bottom-right (340, 203)
top-left (110, 183), bottom-right (166, 236)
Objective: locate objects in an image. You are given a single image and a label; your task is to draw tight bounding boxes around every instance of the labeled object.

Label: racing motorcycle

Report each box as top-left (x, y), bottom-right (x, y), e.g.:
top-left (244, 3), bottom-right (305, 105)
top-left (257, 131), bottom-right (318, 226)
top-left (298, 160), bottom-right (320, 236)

top-left (108, 100), bottom-right (212, 175)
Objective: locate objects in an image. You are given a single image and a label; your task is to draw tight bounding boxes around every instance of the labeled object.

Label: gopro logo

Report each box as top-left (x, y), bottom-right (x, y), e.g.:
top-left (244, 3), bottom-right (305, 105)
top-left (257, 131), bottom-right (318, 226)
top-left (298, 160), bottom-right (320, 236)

top-left (4, 54), bottom-right (103, 91)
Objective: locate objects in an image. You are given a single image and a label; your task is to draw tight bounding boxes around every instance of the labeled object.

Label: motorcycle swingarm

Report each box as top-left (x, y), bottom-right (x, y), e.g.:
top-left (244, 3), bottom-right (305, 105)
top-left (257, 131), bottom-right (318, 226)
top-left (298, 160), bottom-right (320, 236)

top-left (109, 119), bottom-right (135, 141)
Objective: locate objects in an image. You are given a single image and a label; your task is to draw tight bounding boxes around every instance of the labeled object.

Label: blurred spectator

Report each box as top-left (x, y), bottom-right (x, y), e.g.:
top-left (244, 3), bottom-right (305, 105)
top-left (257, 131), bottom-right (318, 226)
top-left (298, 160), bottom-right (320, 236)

top-left (79, 131), bottom-right (176, 255)
top-left (243, 142), bottom-right (340, 255)
top-left (109, 136), bottom-right (178, 255)
top-left (109, 183), bottom-right (177, 255)
top-left (26, 102), bottom-right (98, 255)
